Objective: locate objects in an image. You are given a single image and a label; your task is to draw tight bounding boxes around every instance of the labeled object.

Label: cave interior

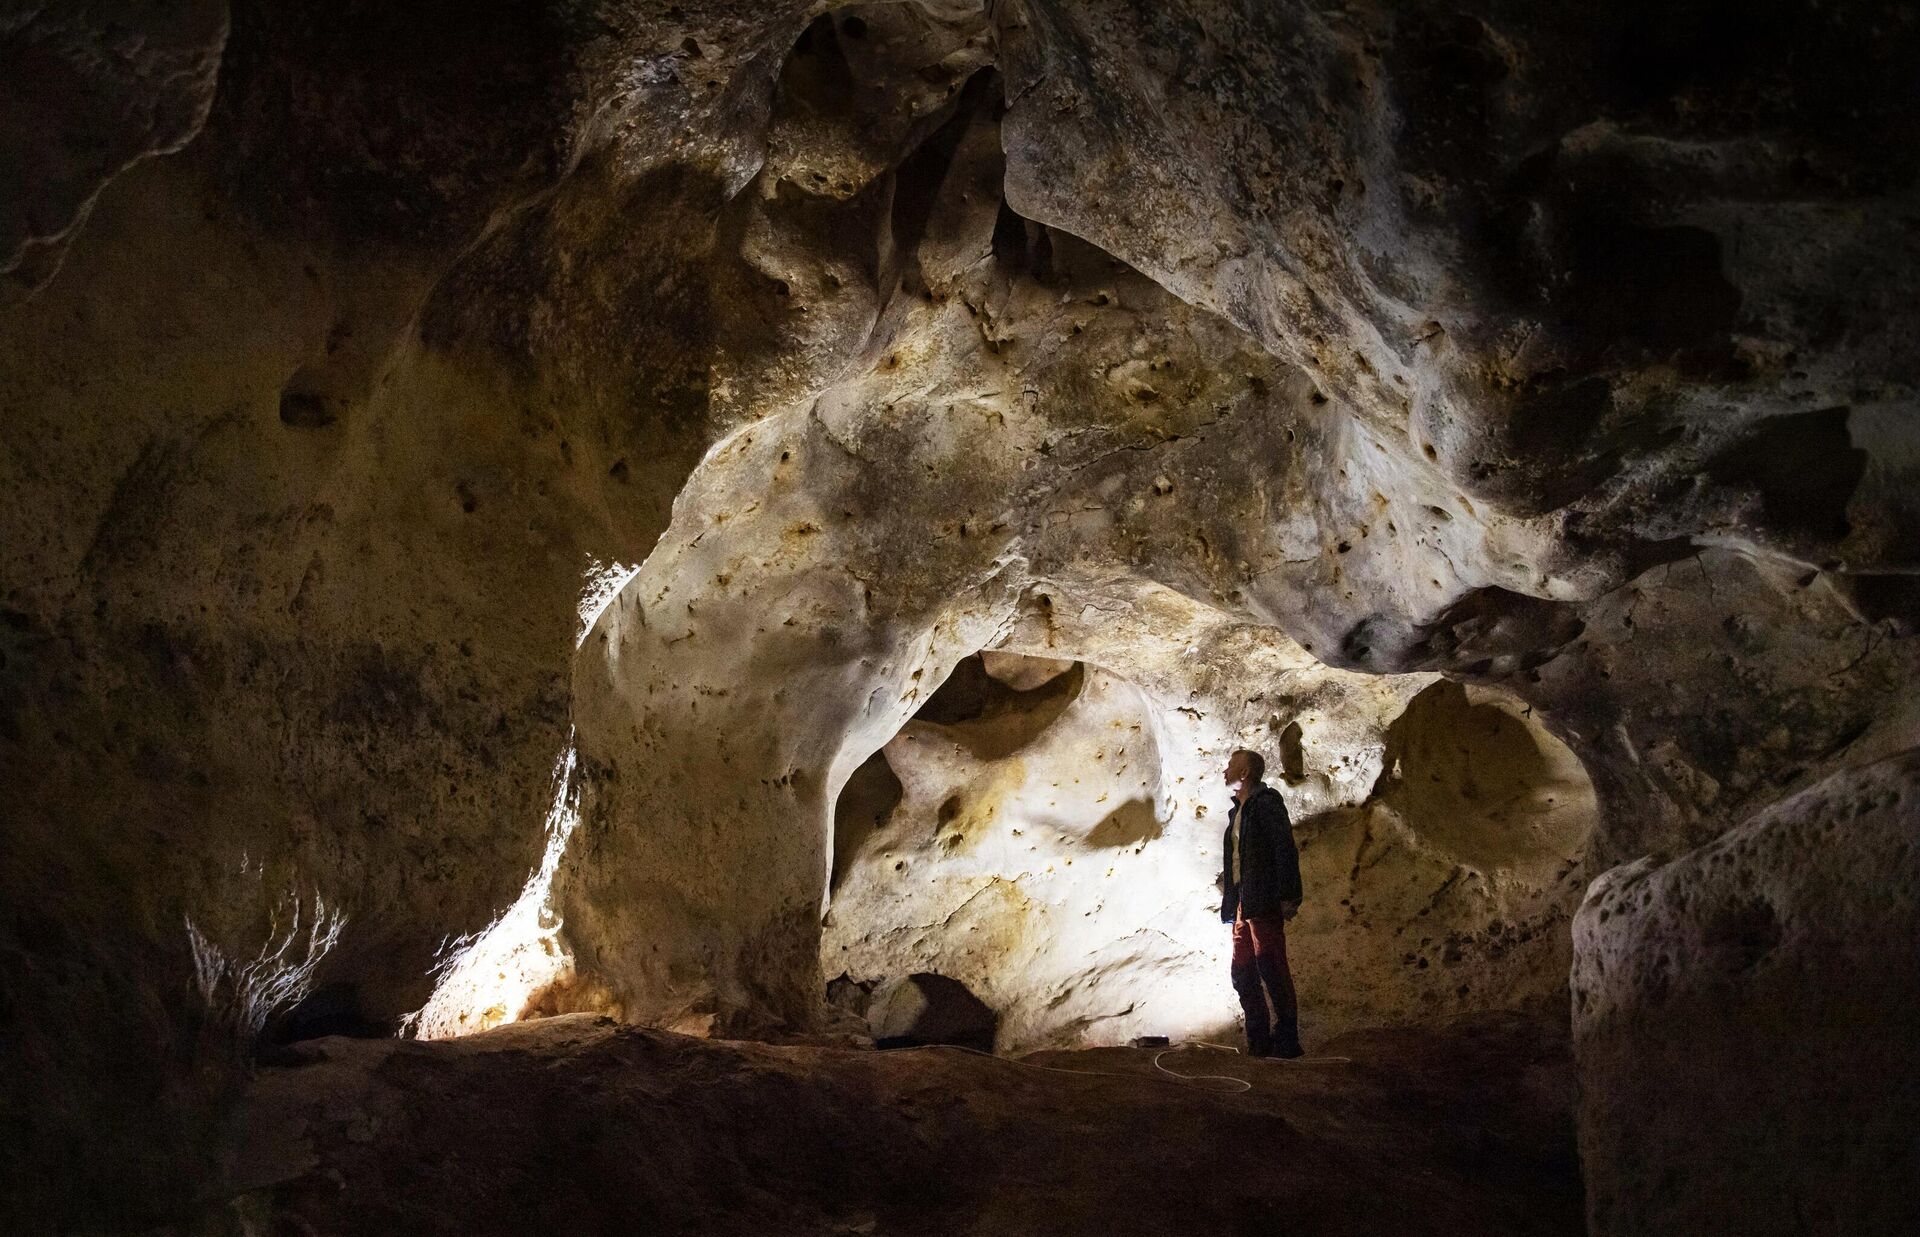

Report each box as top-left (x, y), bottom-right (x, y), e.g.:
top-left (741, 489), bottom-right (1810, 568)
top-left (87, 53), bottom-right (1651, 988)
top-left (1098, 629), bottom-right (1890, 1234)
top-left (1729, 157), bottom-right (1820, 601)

top-left (3, 2), bottom-right (1918, 1235)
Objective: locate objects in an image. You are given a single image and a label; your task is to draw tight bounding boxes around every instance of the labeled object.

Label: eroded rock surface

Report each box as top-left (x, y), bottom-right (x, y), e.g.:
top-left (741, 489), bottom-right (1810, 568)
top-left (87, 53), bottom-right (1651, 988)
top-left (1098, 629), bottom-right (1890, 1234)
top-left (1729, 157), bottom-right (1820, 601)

top-left (549, 0), bottom-right (1920, 1052)
top-left (1572, 748), bottom-right (1920, 1237)
top-left (3, 0), bottom-right (1918, 1230)
top-left (822, 653), bottom-right (1595, 1050)
top-left (1, 0), bottom-right (228, 284)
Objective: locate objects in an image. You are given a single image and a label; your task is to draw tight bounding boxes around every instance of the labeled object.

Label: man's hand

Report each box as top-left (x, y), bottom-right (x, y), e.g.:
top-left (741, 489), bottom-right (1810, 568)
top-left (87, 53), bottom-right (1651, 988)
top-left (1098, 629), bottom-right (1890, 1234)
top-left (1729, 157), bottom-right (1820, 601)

top-left (1280, 900), bottom-right (1300, 922)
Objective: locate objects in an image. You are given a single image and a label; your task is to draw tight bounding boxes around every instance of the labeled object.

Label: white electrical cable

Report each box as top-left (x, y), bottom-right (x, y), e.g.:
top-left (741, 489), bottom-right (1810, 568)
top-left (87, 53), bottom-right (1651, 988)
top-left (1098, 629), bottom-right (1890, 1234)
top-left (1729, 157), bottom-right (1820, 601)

top-left (1150, 1042), bottom-right (1254, 1093)
top-left (1149, 1041), bottom-right (1355, 1091)
top-left (914, 1040), bottom-right (1352, 1094)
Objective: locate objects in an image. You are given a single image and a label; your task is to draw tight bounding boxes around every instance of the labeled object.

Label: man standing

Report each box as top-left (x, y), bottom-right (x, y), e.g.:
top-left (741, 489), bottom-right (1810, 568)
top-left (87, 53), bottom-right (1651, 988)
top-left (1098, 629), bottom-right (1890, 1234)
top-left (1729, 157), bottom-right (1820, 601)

top-left (1220, 748), bottom-right (1304, 1058)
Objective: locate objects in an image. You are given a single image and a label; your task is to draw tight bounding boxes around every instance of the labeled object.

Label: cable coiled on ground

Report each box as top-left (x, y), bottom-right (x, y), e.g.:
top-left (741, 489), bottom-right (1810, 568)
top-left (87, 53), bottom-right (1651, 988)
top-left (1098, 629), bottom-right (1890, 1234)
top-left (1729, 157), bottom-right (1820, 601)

top-left (918, 1040), bottom-right (1352, 1094)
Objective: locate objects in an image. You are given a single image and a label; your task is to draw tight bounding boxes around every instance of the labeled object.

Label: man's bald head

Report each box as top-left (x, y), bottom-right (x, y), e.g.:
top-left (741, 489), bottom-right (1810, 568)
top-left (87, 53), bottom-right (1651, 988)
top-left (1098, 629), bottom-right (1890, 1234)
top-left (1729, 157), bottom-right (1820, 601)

top-left (1224, 749), bottom-right (1265, 800)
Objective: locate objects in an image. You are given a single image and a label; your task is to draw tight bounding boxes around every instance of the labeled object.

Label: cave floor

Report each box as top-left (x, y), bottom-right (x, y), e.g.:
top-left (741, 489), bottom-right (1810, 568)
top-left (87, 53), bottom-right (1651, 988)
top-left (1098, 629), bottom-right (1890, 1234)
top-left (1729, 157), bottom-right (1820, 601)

top-left (224, 1010), bottom-right (1583, 1236)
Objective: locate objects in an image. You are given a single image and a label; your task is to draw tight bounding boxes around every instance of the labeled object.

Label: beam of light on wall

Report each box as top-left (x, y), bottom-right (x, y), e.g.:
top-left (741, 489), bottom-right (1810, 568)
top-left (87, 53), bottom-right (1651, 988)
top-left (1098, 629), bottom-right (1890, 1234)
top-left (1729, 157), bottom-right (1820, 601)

top-left (578, 556), bottom-right (642, 648)
top-left (404, 736), bottom-right (580, 1039)
top-left (825, 657), bottom-right (1246, 1051)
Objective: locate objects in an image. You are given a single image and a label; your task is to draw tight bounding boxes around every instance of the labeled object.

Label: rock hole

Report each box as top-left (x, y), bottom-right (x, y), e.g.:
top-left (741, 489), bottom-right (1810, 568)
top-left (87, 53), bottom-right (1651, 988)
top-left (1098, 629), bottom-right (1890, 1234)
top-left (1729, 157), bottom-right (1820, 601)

top-left (1278, 720), bottom-right (1307, 783)
top-left (279, 373), bottom-right (337, 428)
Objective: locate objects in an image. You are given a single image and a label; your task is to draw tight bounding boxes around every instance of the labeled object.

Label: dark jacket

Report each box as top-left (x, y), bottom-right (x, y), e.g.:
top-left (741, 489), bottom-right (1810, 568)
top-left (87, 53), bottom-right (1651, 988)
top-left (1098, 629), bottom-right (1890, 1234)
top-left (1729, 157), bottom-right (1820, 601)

top-left (1221, 783), bottom-right (1303, 923)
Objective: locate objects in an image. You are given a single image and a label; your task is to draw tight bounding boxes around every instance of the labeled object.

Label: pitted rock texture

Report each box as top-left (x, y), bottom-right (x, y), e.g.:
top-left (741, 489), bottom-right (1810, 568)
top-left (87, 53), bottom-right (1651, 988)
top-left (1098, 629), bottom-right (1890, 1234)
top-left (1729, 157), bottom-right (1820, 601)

top-left (1571, 747), bottom-right (1920, 1237)
top-left (2, 1), bottom-right (1918, 1230)
top-left (554, 0), bottom-right (1920, 1050)
top-left (822, 654), bottom-right (1594, 1051)
top-left (999, 0), bottom-right (1920, 586)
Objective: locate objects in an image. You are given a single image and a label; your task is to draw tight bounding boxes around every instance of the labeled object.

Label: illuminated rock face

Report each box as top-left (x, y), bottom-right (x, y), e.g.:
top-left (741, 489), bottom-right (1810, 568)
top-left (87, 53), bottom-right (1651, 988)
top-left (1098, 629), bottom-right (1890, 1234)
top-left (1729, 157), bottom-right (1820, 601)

top-left (1293, 679), bottom-right (1596, 1032)
top-left (825, 658), bottom-right (1231, 1051)
top-left (3, 0), bottom-right (1918, 1229)
top-left (822, 655), bottom-right (1595, 1050)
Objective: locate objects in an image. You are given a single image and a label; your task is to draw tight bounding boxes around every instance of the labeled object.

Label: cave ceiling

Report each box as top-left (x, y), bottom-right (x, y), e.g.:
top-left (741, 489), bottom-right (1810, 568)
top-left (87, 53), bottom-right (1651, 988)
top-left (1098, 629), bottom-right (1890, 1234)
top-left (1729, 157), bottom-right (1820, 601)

top-left (3, 2), bottom-right (1917, 1223)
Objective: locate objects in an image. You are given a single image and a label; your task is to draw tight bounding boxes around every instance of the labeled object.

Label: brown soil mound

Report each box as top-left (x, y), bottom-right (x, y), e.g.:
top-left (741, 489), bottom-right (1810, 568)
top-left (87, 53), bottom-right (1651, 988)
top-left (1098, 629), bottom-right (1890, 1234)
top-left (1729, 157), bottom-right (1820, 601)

top-left (227, 1010), bottom-right (1581, 1236)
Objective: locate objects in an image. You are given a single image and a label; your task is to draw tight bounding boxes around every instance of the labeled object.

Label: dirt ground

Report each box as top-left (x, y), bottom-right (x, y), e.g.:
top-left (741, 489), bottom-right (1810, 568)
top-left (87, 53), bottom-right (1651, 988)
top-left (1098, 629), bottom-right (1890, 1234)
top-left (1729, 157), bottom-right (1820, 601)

top-left (208, 1009), bottom-right (1583, 1236)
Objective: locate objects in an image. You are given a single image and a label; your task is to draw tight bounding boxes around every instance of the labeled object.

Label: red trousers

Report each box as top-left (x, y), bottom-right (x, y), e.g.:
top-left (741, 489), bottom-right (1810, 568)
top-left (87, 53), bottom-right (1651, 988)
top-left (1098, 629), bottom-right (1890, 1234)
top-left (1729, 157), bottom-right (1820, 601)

top-left (1231, 913), bottom-right (1300, 1054)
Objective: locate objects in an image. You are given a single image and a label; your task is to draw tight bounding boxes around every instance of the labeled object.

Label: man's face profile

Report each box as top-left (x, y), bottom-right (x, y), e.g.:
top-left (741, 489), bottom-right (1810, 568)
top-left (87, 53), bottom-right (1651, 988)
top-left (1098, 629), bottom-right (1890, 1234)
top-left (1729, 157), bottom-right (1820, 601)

top-left (1223, 751), bottom-right (1251, 794)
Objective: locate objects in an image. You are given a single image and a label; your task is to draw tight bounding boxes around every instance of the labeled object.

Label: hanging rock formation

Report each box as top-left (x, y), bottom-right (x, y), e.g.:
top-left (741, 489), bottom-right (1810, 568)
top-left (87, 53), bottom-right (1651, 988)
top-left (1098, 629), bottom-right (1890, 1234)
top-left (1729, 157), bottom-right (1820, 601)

top-left (3, 1), bottom-right (1917, 1232)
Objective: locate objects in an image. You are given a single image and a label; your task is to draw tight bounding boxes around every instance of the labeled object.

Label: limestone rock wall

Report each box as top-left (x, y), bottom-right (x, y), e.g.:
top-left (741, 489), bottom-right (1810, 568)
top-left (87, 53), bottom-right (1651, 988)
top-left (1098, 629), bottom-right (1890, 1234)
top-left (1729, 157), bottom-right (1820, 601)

top-left (1, 0), bottom-right (228, 285)
top-left (826, 656), bottom-right (1239, 1050)
top-left (822, 647), bottom-right (1594, 1050)
top-left (1293, 679), bottom-right (1595, 1032)
top-left (1571, 748), bottom-right (1920, 1236)
top-left (0, 0), bottom-right (818, 1221)
top-left (3, 1), bottom-right (1918, 1230)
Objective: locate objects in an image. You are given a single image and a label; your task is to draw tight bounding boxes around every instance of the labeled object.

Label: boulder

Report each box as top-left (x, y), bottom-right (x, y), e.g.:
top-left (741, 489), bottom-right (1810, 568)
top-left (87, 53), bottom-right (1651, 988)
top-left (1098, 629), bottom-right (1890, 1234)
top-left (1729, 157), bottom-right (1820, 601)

top-left (866, 973), bottom-right (998, 1053)
top-left (1572, 749), bottom-right (1920, 1236)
